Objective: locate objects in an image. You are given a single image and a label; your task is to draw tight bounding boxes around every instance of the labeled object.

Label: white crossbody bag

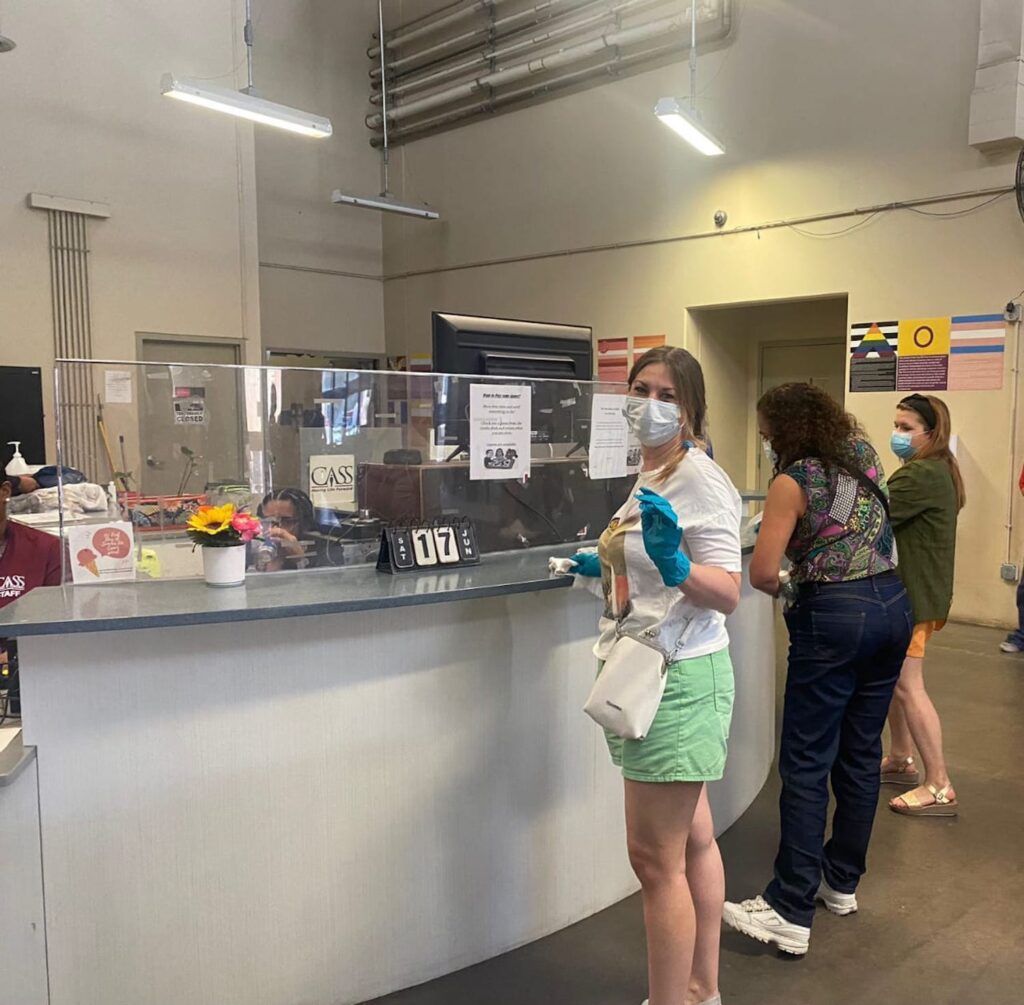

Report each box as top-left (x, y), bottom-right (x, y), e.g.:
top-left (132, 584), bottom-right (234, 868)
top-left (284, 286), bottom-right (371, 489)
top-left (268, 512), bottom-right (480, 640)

top-left (583, 629), bottom-right (669, 741)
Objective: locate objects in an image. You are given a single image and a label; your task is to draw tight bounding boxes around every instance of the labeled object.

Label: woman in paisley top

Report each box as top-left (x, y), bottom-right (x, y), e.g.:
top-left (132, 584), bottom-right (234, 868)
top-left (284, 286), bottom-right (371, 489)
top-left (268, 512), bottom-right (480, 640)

top-left (722, 383), bottom-right (911, 958)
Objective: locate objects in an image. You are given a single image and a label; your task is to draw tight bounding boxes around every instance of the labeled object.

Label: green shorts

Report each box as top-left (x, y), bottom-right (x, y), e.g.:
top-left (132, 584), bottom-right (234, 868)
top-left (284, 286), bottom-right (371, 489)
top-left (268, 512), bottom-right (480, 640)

top-left (601, 647), bottom-right (734, 784)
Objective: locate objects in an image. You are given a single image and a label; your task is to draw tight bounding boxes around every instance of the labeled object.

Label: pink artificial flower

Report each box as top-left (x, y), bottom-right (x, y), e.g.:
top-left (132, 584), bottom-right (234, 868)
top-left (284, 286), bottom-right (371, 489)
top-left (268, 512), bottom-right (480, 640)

top-left (231, 512), bottom-right (262, 543)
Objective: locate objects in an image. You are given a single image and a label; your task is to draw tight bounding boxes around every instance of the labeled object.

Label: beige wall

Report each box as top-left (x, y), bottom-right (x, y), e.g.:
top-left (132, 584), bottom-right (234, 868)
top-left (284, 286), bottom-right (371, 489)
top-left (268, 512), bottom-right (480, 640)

top-left (0, 0), bottom-right (261, 461)
top-left (383, 0), bottom-right (1024, 627)
top-left (254, 0), bottom-right (385, 357)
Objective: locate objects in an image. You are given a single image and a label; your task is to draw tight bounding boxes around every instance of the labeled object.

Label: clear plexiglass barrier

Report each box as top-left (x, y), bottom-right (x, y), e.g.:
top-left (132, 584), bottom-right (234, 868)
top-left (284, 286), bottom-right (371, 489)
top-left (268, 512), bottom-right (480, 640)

top-left (47, 360), bottom-right (634, 583)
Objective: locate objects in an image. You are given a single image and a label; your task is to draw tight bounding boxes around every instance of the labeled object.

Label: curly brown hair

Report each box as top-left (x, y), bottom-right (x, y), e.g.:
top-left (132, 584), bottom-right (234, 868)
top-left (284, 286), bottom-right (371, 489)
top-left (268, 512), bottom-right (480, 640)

top-left (758, 383), bottom-right (867, 476)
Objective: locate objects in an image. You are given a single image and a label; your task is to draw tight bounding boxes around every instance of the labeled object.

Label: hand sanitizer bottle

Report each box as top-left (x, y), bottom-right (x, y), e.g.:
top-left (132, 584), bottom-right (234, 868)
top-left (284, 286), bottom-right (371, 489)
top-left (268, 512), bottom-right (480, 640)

top-left (5, 442), bottom-right (29, 477)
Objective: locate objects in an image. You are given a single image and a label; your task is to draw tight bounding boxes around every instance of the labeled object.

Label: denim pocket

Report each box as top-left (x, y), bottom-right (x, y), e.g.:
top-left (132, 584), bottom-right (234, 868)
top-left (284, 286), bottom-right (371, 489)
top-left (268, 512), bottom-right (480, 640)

top-left (810, 610), bottom-right (866, 663)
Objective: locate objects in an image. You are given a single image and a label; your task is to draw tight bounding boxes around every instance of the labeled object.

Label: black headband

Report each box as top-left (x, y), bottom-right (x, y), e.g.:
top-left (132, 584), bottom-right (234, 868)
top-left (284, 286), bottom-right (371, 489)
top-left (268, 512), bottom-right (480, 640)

top-left (898, 394), bottom-right (936, 431)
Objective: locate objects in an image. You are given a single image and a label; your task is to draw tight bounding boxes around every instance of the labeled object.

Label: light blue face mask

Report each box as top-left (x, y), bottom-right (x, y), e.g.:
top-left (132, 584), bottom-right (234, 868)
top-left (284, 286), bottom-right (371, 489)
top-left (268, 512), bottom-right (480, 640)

top-left (890, 431), bottom-right (917, 460)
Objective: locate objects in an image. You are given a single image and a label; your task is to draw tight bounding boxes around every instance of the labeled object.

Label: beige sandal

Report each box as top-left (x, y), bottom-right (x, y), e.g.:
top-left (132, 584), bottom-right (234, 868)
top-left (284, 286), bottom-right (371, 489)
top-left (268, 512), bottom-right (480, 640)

top-left (880, 754), bottom-right (920, 786)
top-left (889, 783), bottom-right (958, 818)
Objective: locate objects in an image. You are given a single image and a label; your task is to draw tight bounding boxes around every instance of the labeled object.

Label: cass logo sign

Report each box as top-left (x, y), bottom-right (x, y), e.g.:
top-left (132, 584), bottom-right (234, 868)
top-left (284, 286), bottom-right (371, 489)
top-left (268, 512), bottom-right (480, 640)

top-left (308, 455), bottom-right (356, 511)
top-left (0, 575), bottom-right (27, 600)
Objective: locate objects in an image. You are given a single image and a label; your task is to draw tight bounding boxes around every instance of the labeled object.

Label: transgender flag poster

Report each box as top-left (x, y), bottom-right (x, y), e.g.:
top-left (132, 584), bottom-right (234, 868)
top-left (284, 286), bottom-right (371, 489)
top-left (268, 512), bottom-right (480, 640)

top-left (948, 314), bottom-right (1006, 391)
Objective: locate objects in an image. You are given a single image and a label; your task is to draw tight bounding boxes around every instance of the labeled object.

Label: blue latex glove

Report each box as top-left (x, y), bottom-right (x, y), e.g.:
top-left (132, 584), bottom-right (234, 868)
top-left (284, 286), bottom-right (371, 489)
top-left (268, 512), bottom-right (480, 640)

top-left (637, 487), bottom-right (691, 587)
top-left (570, 551), bottom-right (602, 577)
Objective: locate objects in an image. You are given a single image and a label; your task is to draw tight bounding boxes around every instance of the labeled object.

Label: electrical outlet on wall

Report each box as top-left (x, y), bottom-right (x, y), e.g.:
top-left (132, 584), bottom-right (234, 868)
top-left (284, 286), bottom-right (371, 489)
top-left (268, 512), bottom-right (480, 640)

top-left (1001, 563), bottom-right (1019, 582)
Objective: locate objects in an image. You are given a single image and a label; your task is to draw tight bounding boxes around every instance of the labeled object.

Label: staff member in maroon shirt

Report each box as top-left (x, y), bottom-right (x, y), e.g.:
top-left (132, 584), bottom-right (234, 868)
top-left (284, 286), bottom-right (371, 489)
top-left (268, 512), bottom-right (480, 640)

top-left (0, 475), bottom-right (63, 718)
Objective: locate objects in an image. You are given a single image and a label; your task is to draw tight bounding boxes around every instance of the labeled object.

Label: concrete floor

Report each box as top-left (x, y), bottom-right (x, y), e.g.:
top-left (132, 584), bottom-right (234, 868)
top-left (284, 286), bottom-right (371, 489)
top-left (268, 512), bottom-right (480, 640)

top-left (366, 621), bottom-right (1024, 1005)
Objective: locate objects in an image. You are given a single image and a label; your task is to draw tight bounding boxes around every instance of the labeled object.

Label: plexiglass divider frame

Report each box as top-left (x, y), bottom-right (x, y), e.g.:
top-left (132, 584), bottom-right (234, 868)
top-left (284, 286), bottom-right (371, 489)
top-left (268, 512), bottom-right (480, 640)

top-left (53, 359), bottom-right (632, 583)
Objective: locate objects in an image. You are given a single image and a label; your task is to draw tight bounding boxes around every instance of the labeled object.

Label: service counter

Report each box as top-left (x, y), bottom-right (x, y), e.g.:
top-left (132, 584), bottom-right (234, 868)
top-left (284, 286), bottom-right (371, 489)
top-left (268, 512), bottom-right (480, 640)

top-left (0, 545), bottom-right (775, 1005)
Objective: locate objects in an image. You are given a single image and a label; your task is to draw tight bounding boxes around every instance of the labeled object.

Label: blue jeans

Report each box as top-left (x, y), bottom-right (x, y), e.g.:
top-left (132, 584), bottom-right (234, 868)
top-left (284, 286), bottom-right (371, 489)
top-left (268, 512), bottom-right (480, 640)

top-left (1007, 578), bottom-right (1024, 648)
top-left (764, 571), bottom-right (912, 928)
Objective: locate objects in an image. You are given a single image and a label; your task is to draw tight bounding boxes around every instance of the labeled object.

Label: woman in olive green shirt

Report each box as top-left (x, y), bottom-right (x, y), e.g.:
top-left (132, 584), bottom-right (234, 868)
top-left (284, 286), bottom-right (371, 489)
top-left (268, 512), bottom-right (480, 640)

top-left (882, 394), bottom-right (966, 817)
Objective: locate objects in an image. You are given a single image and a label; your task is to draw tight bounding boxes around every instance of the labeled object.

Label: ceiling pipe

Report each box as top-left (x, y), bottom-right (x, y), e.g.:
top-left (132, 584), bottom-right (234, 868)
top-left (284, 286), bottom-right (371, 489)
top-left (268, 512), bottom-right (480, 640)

top-left (369, 0), bottom-right (599, 80)
top-left (371, 37), bottom-right (691, 146)
top-left (370, 0), bottom-right (733, 146)
top-left (367, 7), bottom-right (710, 130)
top-left (369, 0), bottom-right (665, 105)
top-left (371, 0), bottom-right (614, 93)
top-left (368, 0), bottom-right (511, 59)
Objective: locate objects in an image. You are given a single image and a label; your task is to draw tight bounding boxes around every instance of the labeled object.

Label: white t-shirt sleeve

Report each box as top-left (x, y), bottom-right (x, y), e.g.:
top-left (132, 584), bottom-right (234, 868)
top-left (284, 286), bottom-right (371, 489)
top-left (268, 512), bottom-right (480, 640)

top-left (660, 456), bottom-right (743, 574)
top-left (684, 510), bottom-right (743, 573)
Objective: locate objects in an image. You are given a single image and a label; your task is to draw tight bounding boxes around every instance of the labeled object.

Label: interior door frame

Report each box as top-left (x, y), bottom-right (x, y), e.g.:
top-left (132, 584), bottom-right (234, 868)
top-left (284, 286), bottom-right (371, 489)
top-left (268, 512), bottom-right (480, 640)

top-left (136, 332), bottom-right (243, 365)
top-left (755, 337), bottom-right (847, 489)
top-left (135, 332), bottom-right (246, 496)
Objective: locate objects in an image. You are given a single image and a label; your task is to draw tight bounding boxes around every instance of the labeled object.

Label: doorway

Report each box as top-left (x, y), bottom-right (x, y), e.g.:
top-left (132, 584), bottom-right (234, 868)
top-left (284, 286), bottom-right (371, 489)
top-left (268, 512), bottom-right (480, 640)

top-left (136, 335), bottom-right (244, 497)
top-left (756, 338), bottom-right (847, 491)
top-left (688, 296), bottom-right (848, 492)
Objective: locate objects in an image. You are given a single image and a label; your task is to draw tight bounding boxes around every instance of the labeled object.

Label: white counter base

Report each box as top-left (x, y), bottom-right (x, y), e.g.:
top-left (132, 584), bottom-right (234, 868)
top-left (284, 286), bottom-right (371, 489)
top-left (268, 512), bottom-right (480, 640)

top-left (19, 582), bottom-right (773, 1005)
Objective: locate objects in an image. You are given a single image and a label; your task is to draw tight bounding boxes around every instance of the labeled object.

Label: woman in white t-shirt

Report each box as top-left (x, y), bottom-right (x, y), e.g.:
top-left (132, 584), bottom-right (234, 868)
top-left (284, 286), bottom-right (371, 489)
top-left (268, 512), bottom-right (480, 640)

top-left (571, 347), bottom-right (742, 1005)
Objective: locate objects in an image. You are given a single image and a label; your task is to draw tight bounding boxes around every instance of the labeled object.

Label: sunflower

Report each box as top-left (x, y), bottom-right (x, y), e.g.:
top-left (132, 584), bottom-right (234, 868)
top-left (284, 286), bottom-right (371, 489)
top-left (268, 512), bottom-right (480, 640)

top-left (187, 504), bottom-right (236, 537)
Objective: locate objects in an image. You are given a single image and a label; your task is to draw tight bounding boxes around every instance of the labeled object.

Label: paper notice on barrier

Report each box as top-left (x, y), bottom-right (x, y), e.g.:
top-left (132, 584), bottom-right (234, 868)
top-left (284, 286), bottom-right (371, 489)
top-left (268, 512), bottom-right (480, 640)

top-left (469, 384), bottom-right (531, 481)
top-left (104, 370), bottom-right (133, 404)
top-left (588, 394), bottom-right (630, 480)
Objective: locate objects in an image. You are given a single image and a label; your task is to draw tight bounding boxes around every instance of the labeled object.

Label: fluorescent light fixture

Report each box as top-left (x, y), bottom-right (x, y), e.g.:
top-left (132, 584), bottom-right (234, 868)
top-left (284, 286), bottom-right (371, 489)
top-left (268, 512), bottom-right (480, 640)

top-left (161, 74), bottom-right (332, 139)
top-left (654, 97), bottom-right (725, 156)
top-left (331, 189), bottom-right (439, 221)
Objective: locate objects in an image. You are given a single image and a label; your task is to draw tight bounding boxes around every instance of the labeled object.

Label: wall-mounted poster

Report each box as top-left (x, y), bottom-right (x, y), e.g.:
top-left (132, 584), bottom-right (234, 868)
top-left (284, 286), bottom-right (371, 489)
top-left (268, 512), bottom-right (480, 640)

top-left (597, 334), bottom-right (666, 383)
top-left (633, 334), bottom-right (667, 354)
top-left (896, 317), bottom-right (950, 391)
top-left (850, 311), bottom-right (1007, 393)
top-left (849, 321), bottom-right (898, 392)
top-left (948, 314), bottom-right (1006, 391)
top-left (597, 338), bottom-right (630, 383)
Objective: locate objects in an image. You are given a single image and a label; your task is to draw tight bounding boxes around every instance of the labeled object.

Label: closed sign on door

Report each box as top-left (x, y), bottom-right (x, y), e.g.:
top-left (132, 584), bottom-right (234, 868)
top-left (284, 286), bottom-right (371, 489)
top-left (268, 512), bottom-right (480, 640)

top-left (309, 455), bottom-right (356, 511)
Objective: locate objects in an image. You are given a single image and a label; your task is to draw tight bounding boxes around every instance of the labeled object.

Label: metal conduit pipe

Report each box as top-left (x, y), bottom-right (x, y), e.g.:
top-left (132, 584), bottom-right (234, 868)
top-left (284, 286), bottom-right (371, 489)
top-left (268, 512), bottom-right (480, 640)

top-left (371, 36), bottom-right (689, 145)
top-left (369, 0), bottom-right (507, 58)
top-left (367, 8), bottom-right (700, 129)
top-left (369, 0), bottom-right (665, 104)
top-left (381, 186), bottom-right (1014, 282)
top-left (371, 0), bottom-right (614, 93)
top-left (369, 0), bottom-right (597, 79)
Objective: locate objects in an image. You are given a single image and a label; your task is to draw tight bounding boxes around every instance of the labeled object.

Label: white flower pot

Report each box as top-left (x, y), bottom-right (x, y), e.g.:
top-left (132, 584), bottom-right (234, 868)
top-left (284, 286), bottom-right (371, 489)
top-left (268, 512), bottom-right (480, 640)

top-left (202, 545), bottom-right (247, 587)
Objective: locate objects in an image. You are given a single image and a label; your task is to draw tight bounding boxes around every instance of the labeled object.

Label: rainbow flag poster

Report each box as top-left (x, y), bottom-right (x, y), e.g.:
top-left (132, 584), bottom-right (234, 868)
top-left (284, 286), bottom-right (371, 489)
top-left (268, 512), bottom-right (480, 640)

top-left (948, 314), bottom-right (1006, 391)
top-left (849, 321), bottom-right (898, 392)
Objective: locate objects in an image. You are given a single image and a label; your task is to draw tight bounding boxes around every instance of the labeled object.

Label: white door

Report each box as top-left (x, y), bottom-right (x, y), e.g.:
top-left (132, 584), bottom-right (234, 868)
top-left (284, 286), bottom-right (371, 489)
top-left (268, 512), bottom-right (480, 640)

top-left (138, 337), bottom-right (243, 496)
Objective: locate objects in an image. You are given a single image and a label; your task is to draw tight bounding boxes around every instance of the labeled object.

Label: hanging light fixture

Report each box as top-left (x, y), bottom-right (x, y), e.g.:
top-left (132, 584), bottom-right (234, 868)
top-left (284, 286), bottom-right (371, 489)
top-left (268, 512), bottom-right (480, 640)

top-left (162, 0), bottom-right (332, 139)
top-left (332, 0), bottom-right (439, 220)
top-left (655, 4), bottom-right (725, 156)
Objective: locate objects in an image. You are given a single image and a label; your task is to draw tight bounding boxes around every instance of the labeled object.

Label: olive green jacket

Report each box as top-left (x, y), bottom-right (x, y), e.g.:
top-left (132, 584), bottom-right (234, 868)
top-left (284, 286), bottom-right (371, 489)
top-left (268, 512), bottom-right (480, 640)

top-left (888, 459), bottom-right (959, 623)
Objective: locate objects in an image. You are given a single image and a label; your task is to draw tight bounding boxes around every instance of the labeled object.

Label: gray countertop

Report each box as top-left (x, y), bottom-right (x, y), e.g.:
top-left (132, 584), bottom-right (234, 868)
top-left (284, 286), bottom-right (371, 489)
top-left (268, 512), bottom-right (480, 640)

top-left (0, 546), bottom-right (586, 637)
top-left (0, 533), bottom-right (756, 638)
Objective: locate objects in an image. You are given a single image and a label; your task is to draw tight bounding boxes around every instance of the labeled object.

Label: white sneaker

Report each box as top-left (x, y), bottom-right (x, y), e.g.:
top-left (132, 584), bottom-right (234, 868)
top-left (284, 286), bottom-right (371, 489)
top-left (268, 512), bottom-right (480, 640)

top-left (1000, 640), bottom-right (1022, 653)
top-left (816, 878), bottom-right (858, 916)
top-left (722, 896), bottom-right (810, 956)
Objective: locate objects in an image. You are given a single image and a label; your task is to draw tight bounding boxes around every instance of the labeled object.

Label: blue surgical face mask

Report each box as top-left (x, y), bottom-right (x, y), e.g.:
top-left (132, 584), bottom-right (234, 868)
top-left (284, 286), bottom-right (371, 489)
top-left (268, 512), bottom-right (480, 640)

top-left (762, 438), bottom-right (778, 469)
top-left (890, 431), bottom-right (917, 460)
